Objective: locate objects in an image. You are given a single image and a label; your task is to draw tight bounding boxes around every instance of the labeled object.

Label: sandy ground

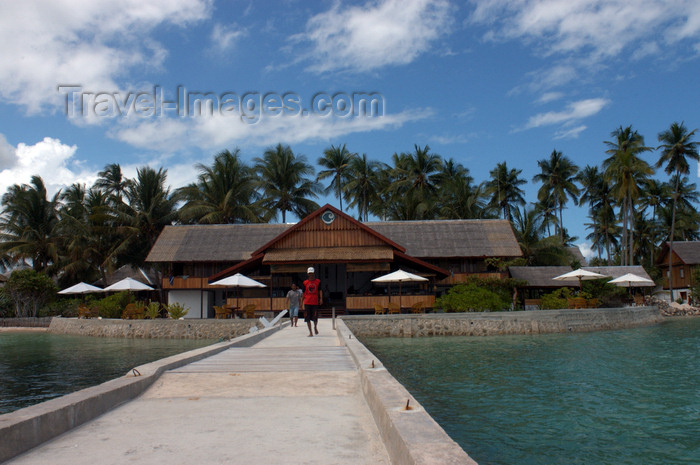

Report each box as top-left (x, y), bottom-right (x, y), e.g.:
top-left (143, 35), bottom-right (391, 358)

top-left (0, 327), bottom-right (48, 333)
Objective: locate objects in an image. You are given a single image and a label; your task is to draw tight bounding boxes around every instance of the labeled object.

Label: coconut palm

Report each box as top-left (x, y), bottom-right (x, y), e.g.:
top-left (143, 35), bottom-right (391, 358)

top-left (254, 144), bottom-right (321, 223)
top-left (533, 150), bottom-right (579, 241)
top-left (177, 149), bottom-right (262, 224)
top-left (603, 125), bottom-right (653, 265)
top-left (115, 167), bottom-right (178, 267)
top-left (345, 153), bottom-right (382, 221)
top-left (317, 144), bottom-right (356, 212)
top-left (95, 163), bottom-right (132, 203)
top-left (656, 122), bottom-right (699, 298)
top-left (59, 187), bottom-right (119, 285)
top-left (485, 161), bottom-right (527, 221)
top-left (0, 176), bottom-right (61, 273)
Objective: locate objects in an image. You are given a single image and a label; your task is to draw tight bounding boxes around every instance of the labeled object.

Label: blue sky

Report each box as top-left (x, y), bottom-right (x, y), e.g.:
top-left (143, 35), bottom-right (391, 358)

top-left (1, 0), bottom-right (700, 259)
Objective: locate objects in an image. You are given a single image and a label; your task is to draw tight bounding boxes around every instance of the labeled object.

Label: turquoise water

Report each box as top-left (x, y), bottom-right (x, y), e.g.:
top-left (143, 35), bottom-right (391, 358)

top-left (0, 333), bottom-right (215, 414)
top-left (363, 319), bottom-right (700, 465)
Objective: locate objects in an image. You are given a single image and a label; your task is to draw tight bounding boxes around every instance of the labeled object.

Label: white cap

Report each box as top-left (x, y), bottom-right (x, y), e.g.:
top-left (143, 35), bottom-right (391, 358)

top-left (307, 267), bottom-right (315, 274)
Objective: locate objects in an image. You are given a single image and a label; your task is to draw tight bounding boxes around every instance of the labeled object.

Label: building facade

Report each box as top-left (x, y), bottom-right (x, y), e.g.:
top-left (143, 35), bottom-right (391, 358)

top-left (146, 205), bottom-right (522, 318)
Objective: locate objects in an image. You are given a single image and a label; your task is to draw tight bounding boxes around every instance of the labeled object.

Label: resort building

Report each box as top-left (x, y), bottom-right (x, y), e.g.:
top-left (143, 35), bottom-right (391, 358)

top-left (145, 205), bottom-right (522, 318)
top-left (657, 241), bottom-right (700, 302)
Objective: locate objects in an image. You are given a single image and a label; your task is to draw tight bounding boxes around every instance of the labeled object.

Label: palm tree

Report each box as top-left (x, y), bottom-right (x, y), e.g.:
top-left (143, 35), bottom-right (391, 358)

top-left (0, 176), bottom-right (61, 273)
top-left (485, 161), bottom-right (527, 221)
top-left (345, 153), bottom-right (382, 221)
top-left (399, 144), bottom-right (443, 201)
top-left (116, 167), bottom-right (178, 266)
top-left (603, 125), bottom-right (653, 265)
top-left (254, 144), bottom-right (321, 223)
top-left (511, 206), bottom-right (571, 265)
top-left (317, 144), bottom-right (356, 212)
top-left (177, 149), bottom-right (262, 224)
top-left (59, 187), bottom-right (119, 285)
top-left (656, 122), bottom-right (699, 298)
top-left (95, 163), bottom-right (132, 202)
top-left (532, 150), bottom-right (579, 241)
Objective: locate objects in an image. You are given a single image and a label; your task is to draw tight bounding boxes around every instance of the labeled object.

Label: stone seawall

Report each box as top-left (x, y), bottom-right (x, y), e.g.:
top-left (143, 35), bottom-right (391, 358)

top-left (48, 318), bottom-right (262, 339)
top-left (341, 306), bottom-right (664, 338)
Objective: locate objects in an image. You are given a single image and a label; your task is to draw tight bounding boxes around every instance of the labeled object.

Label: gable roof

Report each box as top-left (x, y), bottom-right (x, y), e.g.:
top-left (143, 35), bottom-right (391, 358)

top-left (509, 266), bottom-right (574, 288)
top-left (146, 214), bottom-right (522, 263)
top-left (368, 219), bottom-right (522, 258)
top-left (567, 247), bottom-right (588, 266)
top-left (145, 223), bottom-right (289, 262)
top-left (252, 204), bottom-right (405, 255)
top-left (658, 241), bottom-right (700, 265)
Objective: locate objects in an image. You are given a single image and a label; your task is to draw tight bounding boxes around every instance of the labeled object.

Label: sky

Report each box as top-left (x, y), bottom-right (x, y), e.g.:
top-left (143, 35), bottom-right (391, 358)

top-left (1, 0), bottom-right (700, 260)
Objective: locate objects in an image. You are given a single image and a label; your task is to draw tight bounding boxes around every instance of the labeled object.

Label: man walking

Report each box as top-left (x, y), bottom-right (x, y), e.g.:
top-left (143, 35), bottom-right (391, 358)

top-left (302, 267), bottom-right (322, 337)
top-left (286, 283), bottom-right (302, 327)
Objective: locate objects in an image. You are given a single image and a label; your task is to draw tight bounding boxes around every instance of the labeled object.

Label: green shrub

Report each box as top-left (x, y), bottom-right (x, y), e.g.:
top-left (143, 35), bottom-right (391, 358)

top-left (435, 281), bottom-right (510, 312)
top-left (95, 291), bottom-right (133, 319)
top-left (145, 301), bottom-right (162, 319)
top-left (540, 288), bottom-right (572, 309)
top-left (167, 303), bottom-right (189, 319)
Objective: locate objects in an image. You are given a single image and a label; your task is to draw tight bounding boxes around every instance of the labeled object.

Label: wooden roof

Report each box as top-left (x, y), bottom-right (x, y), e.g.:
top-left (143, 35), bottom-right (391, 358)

top-left (567, 247), bottom-right (587, 266)
top-left (368, 219), bottom-right (521, 258)
top-left (509, 266), bottom-right (574, 288)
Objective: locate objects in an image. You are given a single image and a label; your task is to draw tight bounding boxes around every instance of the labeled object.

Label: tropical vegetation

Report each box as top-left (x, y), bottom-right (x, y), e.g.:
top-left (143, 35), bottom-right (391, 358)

top-left (0, 121), bottom-right (698, 314)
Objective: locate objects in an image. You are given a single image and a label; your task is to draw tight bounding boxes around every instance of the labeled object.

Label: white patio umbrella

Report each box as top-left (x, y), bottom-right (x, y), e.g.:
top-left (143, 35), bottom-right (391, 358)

top-left (210, 273), bottom-right (266, 309)
top-left (608, 273), bottom-right (655, 288)
top-left (103, 277), bottom-right (154, 292)
top-left (372, 269), bottom-right (428, 309)
top-left (58, 282), bottom-right (104, 295)
top-left (553, 268), bottom-right (608, 290)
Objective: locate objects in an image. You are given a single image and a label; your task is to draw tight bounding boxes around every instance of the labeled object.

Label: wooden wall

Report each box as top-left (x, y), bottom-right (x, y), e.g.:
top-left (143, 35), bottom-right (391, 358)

top-left (270, 214), bottom-right (387, 249)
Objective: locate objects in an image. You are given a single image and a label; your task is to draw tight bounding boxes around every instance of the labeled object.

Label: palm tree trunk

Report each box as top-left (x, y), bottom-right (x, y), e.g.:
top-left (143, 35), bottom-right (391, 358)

top-left (668, 177), bottom-right (679, 301)
top-left (628, 198), bottom-right (634, 266)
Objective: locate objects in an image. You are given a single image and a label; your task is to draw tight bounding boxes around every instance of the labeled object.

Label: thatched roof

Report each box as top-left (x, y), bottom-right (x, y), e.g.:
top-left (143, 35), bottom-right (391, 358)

top-left (509, 266), bottom-right (574, 288)
top-left (368, 219), bottom-right (521, 258)
top-left (146, 224), bottom-right (289, 262)
top-left (147, 218), bottom-right (522, 263)
top-left (659, 241), bottom-right (700, 265)
top-left (582, 266), bottom-right (654, 282)
top-left (567, 247), bottom-right (588, 266)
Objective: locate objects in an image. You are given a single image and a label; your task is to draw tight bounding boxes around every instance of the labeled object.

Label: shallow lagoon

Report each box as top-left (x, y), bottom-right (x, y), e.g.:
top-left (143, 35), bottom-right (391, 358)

top-left (0, 332), bottom-right (214, 414)
top-left (363, 318), bottom-right (700, 465)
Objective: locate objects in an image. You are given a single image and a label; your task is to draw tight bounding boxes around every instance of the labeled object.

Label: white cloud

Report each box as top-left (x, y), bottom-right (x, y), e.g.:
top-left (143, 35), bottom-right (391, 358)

top-left (577, 242), bottom-right (595, 260)
top-left (0, 136), bottom-right (98, 196)
top-left (523, 98), bottom-right (609, 129)
top-left (113, 109), bottom-right (430, 152)
top-left (537, 91), bottom-right (565, 104)
top-left (553, 125), bottom-right (587, 139)
top-left (0, 0), bottom-right (211, 114)
top-left (470, 0), bottom-right (700, 59)
top-left (298, 0), bottom-right (452, 73)
top-left (0, 134), bottom-right (17, 171)
top-left (210, 23), bottom-right (246, 53)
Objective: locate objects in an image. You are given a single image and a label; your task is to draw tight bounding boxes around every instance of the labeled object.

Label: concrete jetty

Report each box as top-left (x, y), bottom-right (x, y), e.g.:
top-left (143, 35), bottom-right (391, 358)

top-left (4, 319), bottom-right (474, 464)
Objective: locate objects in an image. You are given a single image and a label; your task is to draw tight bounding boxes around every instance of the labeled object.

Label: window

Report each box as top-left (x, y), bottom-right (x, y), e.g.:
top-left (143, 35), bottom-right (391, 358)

top-left (680, 268), bottom-right (685, 279)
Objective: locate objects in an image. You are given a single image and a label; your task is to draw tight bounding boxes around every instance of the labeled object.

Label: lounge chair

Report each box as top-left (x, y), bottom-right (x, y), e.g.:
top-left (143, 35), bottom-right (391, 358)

top-left (410, 301), bottom-right (424, 314)
top-left (388, 302), bottom-right (401, 314)
top-left (374, 303), bottom-right (386, 315)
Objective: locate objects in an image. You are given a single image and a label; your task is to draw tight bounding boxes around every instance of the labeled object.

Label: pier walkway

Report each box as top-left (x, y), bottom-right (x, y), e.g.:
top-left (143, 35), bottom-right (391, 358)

top-left (7, 319), bottom-right (391, 465)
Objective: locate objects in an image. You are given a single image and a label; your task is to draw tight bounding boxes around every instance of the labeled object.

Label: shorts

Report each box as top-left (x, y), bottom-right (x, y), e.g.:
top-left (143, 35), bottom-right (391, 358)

top-left (304, 305), bottom-right (319, 323)
top-left (289, 306), bottom-right (299, 317)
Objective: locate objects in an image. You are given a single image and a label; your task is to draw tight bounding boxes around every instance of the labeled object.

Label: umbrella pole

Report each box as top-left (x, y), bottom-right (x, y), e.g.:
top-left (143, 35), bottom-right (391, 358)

top-left (399, 281), bottom-right (402, 311)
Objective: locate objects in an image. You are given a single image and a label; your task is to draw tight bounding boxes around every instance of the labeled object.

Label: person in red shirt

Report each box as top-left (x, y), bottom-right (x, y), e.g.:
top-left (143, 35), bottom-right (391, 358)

top-left (302, 267), bottom-right (322, 337)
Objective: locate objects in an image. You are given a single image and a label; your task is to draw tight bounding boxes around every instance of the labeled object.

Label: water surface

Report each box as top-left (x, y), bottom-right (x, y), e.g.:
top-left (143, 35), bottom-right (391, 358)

top-left (0, 332), bottom-right (215, 414)
top-left (363, 319), bottom-right (699, 465)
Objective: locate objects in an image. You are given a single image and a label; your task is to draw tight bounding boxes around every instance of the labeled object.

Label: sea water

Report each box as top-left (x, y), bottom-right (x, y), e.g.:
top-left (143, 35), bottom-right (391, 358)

top-left (363, 318), bottom-right (699, 465)
top-left (0, 332), bottom-right (214, 414)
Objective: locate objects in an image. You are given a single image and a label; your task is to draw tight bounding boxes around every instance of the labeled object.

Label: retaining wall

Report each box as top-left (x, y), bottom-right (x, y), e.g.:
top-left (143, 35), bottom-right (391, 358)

top-left (341, 306), bottom-right (663, 338)
top-left (48, 318), bottom-right (262, 339)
